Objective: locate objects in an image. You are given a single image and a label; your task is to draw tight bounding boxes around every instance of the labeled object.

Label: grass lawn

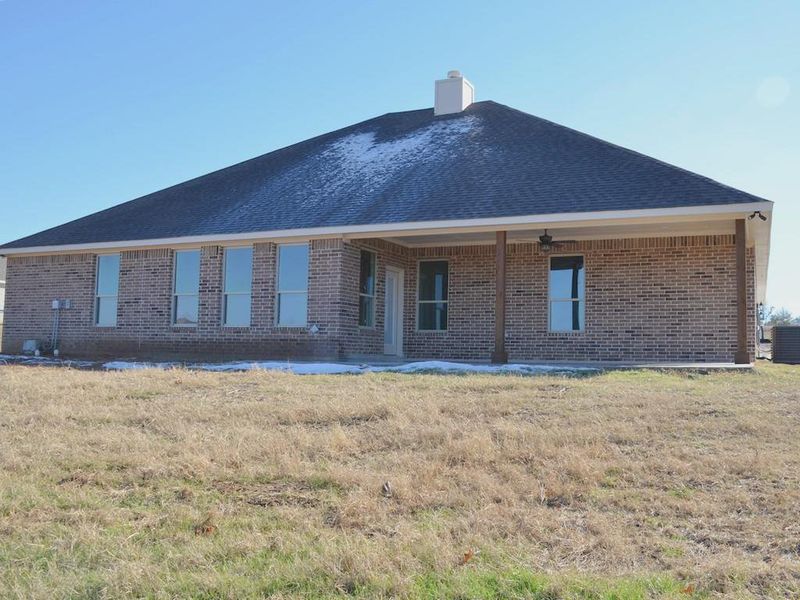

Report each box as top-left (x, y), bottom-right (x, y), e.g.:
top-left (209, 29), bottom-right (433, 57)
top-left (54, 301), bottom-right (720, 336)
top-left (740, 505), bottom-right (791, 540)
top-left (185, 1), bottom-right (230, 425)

top-left (0, 363), bottom-right (799, 599)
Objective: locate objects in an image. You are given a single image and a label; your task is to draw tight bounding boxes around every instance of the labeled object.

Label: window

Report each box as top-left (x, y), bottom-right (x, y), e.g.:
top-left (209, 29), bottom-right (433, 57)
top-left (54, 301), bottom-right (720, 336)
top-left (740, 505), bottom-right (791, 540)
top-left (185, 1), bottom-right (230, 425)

top-left (277, 244), bottom-right (309, 326)
top-left (358, 250), bottom-right (376, 327)
top-left (0, 266), bottom-right (5, 322)
top-left (549, 255), bottom-right (585, 332)
top-left (418, 260), bottom-right (448, 330)
top-left (173, 250), bottom-right (200, 326)
top-left (95, 254), bottom-right (120, 326)
top-left (223, 247), bottom-right (252, 327)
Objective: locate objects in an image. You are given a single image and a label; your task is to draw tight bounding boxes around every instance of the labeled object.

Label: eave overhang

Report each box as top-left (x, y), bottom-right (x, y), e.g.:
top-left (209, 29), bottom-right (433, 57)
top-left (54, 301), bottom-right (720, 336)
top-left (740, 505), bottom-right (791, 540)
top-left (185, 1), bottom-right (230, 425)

top-left (0, 201), bottom-right (773, 303)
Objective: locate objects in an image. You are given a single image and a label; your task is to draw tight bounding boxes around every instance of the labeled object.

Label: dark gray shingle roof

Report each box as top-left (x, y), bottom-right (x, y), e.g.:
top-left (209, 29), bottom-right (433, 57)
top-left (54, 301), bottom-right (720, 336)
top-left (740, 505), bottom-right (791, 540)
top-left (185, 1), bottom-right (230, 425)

top-left (1, 101), bottom-right (765, 249)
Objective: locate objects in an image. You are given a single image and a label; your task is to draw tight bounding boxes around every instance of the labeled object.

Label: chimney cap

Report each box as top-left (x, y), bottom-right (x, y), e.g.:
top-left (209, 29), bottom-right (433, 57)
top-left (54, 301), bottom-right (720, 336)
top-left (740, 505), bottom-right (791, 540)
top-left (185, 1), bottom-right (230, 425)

top-left (447, 70), bottom-right (462, 79)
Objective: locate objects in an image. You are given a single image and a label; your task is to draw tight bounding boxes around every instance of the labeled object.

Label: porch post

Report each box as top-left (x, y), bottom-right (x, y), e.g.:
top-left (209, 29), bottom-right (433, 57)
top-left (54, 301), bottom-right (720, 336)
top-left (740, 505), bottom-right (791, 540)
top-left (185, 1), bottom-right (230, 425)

top-left (491, 230), bottom-right (508, 364)
top-left (734, 218), bottom-right (750, 364)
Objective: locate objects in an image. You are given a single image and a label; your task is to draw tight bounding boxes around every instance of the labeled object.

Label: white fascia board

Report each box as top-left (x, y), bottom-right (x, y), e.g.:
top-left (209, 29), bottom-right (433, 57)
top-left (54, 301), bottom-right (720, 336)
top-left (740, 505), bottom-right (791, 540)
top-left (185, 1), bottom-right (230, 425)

top-left (748, 210), bottom-right (772, 305)
top-left (0, 201), bottom-right (773, 256)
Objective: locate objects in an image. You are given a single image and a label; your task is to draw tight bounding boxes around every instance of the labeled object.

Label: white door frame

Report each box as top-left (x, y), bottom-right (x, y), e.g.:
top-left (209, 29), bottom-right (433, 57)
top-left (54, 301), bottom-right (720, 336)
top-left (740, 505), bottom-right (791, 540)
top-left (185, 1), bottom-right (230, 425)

top-left (384, 266), bottom-right (404, 356)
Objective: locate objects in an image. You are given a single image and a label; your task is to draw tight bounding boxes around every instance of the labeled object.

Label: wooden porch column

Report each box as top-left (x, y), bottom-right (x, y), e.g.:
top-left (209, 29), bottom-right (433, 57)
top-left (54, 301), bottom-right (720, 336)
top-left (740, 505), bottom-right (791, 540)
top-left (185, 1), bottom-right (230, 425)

top-left (491, 231), bottom-right (508, 364)
top-left (734, 218), bottom-right (750, 364)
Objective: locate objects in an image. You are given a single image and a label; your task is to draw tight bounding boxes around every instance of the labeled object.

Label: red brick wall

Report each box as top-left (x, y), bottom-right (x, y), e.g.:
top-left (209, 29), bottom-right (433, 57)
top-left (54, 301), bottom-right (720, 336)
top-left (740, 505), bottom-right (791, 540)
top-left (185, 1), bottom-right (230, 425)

top-left (1, 234), bottom-right (756, 363)
top-left (338, 239), bottom-right (411, 357)
top-left (2, 253), bottom-right (97, 353)
top-left (339, 235), bottom-right (756, 363)
top-left (2, 240), bottom-right (346, 359)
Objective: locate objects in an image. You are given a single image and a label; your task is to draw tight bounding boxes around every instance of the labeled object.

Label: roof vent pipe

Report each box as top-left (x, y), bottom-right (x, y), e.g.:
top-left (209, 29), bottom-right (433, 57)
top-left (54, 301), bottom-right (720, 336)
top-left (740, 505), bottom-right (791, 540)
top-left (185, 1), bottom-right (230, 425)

top-left (434, 70), bottom-right (474, 116)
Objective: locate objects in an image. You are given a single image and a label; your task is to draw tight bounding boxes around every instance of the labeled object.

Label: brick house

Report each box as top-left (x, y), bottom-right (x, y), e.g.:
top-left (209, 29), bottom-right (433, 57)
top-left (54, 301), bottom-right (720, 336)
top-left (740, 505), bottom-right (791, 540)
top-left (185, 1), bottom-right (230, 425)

top-left (0, 257), bottom-right (5, 345)
top-left (0, 73), bottom-right (772, 364)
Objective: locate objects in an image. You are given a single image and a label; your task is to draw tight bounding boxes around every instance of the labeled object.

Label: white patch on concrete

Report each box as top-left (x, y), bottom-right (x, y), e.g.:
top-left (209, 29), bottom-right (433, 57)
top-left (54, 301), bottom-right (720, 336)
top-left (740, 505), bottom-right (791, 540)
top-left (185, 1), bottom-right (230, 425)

top-left (370, 360), bottom-right (597, 374)
top-left (198, 361), bottom-right (363, 375)
top-left (102, 361), bottom-right (172, 371)
top-left (0, 354), bottom-right (95, 368)
top-left (100, 359), bottom-right (595, 376)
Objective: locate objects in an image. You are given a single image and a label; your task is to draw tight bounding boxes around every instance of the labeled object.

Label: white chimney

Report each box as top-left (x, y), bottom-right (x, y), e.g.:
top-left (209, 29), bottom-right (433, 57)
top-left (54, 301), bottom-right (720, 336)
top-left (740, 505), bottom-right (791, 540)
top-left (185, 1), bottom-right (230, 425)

top-left (434, 70), bottom-right (475, 116)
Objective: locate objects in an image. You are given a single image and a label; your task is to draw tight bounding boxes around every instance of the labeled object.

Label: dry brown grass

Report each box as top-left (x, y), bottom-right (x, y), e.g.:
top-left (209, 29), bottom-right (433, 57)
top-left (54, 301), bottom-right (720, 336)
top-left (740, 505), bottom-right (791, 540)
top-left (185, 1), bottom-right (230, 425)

top-left (0, 363), bottom-right (799, 598)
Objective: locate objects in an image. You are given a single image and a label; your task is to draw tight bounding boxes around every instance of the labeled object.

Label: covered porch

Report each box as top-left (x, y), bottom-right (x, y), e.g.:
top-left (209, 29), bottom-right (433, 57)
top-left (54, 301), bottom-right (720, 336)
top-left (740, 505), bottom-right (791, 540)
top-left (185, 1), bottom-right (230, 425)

top-left (341, 207), bottom-right (770, 365)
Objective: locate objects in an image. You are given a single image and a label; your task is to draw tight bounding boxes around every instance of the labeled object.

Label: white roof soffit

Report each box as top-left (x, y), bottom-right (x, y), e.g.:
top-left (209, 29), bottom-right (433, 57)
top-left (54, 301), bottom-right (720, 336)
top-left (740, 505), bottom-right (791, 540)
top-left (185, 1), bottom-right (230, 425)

top-left (0, 201), bottom-right (773, 257)
top-left (746, 208), bottom-right (772, 305)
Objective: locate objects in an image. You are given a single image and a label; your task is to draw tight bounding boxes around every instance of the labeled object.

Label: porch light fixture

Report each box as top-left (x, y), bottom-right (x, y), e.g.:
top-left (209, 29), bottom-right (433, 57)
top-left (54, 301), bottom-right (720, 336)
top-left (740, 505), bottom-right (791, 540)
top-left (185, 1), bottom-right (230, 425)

top-left (538, 230), bottom-right (553, 252)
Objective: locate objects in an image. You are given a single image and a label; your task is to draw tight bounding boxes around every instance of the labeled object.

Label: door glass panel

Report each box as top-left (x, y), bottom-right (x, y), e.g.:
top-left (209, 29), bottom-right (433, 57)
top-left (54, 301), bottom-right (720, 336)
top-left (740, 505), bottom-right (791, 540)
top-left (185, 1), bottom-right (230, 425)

top-left (385, 273), bottom-right (395, 345)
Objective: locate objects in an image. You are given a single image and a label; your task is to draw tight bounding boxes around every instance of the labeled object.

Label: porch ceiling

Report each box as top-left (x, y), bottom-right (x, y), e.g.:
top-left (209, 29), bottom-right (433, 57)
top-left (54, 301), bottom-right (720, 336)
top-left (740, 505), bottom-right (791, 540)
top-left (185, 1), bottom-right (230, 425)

top-left (370, 213), bottom-right (771, 306)
top-left (379, 218), bottom-right (735, 247)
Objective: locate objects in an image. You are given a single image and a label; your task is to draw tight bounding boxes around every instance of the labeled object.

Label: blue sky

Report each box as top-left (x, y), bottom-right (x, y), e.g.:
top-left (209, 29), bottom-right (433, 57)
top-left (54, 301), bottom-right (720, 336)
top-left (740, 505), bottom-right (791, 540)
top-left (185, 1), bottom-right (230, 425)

top-left (1, 1), bottom-right (798, 311)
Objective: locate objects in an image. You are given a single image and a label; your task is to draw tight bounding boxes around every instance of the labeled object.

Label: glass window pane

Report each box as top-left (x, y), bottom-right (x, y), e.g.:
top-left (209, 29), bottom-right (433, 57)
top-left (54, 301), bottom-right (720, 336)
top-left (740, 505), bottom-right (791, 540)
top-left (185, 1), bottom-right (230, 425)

top-left (224, 247), bottom-right (253, 294)
top-left (549, 256), bottom-right (584, 300)
top-left (359, 295), bottom-right (374, 327)
top-left (96, 297), bottom-right (117, 327)
top-left (96, 254), bottom-right (120, 296)
top-left (418, 302), bottom-right (448, 331)
top-left (224, 294), bottom-right (251, 327)
top-left (174, 250), bottom-right (200, 295)
top-left (419, 261), bottom-right (448, 302)
top-left (550, 300), bottom-right (583, 331)
top-left (278, 245), bottom-right (309, 292)
top-left (174, 295), bottom-right (198, 325)
top-left (278, 293), bottom-right (308, 326)
top-left (359, 251), bottom-right (375, 295)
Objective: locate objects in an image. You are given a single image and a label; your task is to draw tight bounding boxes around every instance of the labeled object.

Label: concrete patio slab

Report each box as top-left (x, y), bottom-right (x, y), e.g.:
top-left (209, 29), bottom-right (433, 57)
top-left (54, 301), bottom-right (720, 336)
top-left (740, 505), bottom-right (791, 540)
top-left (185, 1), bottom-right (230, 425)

top-left (0, 353), bottom-right (755, 374)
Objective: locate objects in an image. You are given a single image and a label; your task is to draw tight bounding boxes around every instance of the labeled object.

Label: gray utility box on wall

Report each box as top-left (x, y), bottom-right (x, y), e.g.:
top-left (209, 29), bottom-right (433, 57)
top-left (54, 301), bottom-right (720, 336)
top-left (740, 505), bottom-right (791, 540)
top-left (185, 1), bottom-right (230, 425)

top-left (772, 326), bottom-right (800, 364)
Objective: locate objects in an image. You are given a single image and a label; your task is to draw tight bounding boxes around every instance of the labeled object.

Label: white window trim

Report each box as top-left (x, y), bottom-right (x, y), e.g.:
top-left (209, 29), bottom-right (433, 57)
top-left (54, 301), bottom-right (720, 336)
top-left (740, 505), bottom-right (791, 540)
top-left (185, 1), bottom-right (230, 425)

top-left (275, 243), bottom-right (309, 327)
top-left (416, 258), bottom-right (449, 332)
top-left (172, 249), bottom-right (200, 327)
top-left (94, 253), bottom-right (120, 327)
top-left (358, 249), bottom-right (377, 329)
top-left (547, 253), bottom-right (586, 333)
top-left (222, 246), bottom-right (253, 328)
